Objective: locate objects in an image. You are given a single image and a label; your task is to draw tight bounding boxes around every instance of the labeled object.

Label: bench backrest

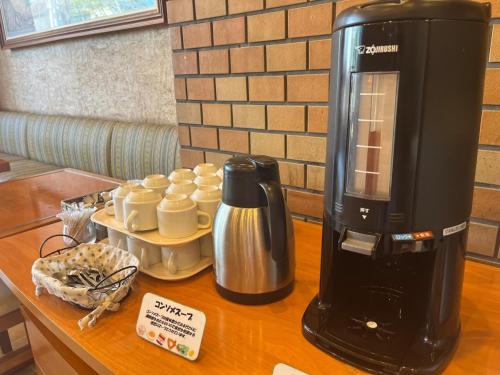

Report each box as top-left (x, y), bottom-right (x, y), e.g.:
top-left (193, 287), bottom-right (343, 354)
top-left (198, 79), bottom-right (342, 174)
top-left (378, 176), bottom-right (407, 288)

top-left (0, 111), bottom-right (180, 178)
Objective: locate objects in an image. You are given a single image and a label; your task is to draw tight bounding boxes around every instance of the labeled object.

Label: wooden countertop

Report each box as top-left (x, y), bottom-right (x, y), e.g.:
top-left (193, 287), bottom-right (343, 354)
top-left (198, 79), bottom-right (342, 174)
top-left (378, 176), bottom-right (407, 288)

top-left (0, 169), bottom-right (119, 239)
top-left (0, 221), bottom-right (499, 374)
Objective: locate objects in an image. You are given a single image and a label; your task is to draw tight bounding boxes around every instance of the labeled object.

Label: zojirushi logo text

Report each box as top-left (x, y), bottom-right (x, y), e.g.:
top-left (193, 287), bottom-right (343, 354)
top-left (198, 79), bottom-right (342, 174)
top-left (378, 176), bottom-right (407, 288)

top-left (356, 44), bottom-right (399, 55)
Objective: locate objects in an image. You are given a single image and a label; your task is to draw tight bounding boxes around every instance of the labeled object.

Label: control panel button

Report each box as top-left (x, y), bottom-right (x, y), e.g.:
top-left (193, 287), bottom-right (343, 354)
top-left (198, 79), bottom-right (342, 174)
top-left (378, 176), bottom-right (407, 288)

top-left (341, 230), bottom-right (379, 256)
top-left (412, 231), bottom-right (434, 240)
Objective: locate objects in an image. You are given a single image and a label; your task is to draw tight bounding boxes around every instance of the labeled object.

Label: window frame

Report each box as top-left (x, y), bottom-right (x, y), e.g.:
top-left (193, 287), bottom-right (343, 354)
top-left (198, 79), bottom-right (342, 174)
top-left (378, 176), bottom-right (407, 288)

top-left (0, 0), bottom-right (166, 49)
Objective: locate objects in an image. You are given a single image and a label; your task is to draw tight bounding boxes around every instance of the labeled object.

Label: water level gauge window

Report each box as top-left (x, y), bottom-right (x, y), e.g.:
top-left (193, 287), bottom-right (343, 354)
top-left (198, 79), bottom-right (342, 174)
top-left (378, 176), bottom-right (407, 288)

top-left (346, 72), bottom-right (399, 201)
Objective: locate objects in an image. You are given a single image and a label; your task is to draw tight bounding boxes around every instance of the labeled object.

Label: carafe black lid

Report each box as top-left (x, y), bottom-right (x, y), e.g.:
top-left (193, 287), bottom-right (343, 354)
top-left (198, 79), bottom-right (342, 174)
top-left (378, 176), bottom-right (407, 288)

top-left (334, 0), bottom-right (491, 31)
top-left (222, 155), bottom-right (281, 208)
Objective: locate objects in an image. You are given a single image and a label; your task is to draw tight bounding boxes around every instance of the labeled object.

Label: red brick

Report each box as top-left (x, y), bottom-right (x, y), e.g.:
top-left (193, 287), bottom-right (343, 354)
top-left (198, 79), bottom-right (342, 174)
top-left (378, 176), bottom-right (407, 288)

top-left (182, 22), bottom-right (212, 49)
top-left (250, 133), bottom-right (285, 158)
top-left (195, 0), bottom-right (226, 19)
top-left (309, 39), bottom-right (332, 70)
top-left (176, 103), bottom-right (201, 124)
top-left (202, 104), bottom-right (232, 126)
top-left (219, 129), bottom-right (249, 153)
top-left (336, 0), bottom-right (365, 15)
top-left (172, 51), bottom-right (198, 75)
top-left (308, 106), bottom-right (328, 133)
top-left (267, 0), bottom-right (306, 8)
top-left (167, 0), bottom-right (194, 24)
top-left (178, 126), bottom-right (190, 146)
top-left (287, 74), bottom-right (329, 102)
top-left (180, 148), bottom-right (205, 168)
top-left (490, 25), bottom-right (500, 62)
top-left (205, 152), bottom-right (233, 168)
top-left (233, 105), bottom-right (266, 129)
top-left (467, 222), bottom-right (498, 256)
top-left (228, 0), bottom-right (264, 14)
top-left (475, 150), bottom-right (500, 185)
top-left (248, 76), bottom-right (285, 102)
top-left (288, 3), bottom-right (332, 38)
top-left (307, 165), bottom-right (325, 191)
top-left (266, 42), bottom-right (306, 72)
top-left (267, 105), bottom-right (305, 132)
top-left (472, 187), bottom-right (500, 222)
top-left (231, 46), bottom-right (265, 73)
top-left (480, 111), bottom-right (500, 146)
top-left (287, 189), bottom-right (324, 218)
top-left (247, 11), bottom-right (285, 42)
top-left (199, 49), bottom-right (229, 75)
top-left (190, 127), bottom-right (218, 149)
top-left (213, 17), bottom-right (246, 46)
top-left (186, 78), bottom-right (215, 101)
top-left (484, 69), bottom-right (500, 105)
top-left (216, 77), bottom-right (247, 101)
top-left (174, 78), bottom-right (186, 100)
top-left (287, 135), bottom-right (326, 163)
top-left (278, 161), bottom-right (305, 188)
top-left (169, 26), bottom-right (182, 50)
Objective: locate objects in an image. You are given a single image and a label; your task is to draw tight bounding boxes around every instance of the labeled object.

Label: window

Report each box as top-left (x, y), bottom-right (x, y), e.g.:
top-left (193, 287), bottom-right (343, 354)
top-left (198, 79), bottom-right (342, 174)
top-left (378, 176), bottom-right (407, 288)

top-left (0, 0), bottom-right (165, 49)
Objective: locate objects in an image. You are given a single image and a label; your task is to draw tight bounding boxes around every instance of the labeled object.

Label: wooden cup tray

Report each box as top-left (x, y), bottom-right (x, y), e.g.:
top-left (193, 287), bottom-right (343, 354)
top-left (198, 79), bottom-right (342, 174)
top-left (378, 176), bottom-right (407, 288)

top-left (91, 209), bottom-right (213, 280)
top-left (91, 209), bottom-right (212, 246)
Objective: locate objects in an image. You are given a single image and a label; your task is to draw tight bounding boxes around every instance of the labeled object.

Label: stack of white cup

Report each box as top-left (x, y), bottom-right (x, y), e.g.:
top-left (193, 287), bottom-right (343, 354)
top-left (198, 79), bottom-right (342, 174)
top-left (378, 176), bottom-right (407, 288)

top-left (104, 163), bottom-right (223, 276)
top-left (162, 163), bottom-right (222, 273)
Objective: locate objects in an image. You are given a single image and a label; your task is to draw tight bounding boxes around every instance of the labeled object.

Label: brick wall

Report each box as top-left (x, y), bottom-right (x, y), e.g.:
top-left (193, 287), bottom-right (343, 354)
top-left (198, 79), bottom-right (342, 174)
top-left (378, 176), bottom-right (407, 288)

top-left (166, 0), bottom-right (500, 261)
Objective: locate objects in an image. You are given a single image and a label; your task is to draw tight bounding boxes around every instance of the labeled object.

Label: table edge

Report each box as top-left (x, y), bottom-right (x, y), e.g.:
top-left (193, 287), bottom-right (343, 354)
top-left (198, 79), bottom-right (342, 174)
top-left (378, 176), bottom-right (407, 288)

top-left (0, 265), bottom-right (113, 374)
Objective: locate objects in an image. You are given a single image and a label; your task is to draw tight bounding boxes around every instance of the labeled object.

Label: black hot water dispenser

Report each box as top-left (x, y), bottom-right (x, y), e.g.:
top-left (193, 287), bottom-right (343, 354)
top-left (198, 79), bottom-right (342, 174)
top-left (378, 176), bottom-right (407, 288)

top-left (302, 0), bottom-right (491, 373)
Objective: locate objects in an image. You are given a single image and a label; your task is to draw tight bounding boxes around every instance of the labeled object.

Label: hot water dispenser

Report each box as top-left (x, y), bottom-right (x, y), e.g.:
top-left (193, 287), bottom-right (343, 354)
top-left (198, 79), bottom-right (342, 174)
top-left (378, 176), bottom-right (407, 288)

top-left (302, 0), bottom-right (490, 373)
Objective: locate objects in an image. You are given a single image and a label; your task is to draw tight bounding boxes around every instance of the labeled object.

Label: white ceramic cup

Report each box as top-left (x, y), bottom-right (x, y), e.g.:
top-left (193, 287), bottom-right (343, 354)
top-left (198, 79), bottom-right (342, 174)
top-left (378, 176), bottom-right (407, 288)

top-left (127, 236), bottom-right (161, 270)
top-left (104, 183), bottom-right (143, 222)
top-left (157, 193), bottom-right (211, 239)
top-left (194, 172), bottom-right (221, 187)
top-left (168, 168), bottom-right (196, 183)
top-left (161, 240), bottom-right (201, 274)
top-left (191, 186), bottom-right (221, 258)
top-left (123, 189), bottom-right (162, 232)
top-left (191, 185), bottom-right (222, 220)
top-left (216, 167), bottom-right (224, 181)
top-left (194, 163), bottom-right (217, 176)
top-left (127, 179), bottom-right (144, 185)
top-left (142, 174), bottom-right (170, 197)
top-left (166, 180), bottom-right (197, 196)
top-left (107, 229), bottom-right (128, 251)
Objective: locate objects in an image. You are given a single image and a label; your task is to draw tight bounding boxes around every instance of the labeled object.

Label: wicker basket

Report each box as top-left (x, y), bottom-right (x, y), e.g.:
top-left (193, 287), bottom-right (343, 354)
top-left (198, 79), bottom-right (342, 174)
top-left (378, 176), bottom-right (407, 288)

top-left (32, 235), bottom-right (139, 329)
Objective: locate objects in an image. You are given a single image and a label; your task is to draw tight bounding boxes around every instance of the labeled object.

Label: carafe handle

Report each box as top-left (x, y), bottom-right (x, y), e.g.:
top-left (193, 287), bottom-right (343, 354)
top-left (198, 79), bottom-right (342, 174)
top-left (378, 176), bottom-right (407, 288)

top-left (258, 181), bottom-right (287, 262)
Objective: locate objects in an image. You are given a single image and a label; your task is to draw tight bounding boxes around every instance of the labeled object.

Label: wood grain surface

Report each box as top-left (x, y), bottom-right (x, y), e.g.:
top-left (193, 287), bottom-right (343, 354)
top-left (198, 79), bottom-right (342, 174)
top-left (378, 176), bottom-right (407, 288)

top-left (0, 169), bottom-right (119, 239)
top-left (0, 221), bottom-right (498, 374)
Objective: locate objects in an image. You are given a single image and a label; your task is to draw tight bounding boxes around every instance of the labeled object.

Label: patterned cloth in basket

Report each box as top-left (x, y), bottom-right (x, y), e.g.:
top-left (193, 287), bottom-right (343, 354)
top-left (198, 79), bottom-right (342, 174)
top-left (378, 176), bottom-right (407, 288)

top-left (32, 243), bottom-right (139, 329)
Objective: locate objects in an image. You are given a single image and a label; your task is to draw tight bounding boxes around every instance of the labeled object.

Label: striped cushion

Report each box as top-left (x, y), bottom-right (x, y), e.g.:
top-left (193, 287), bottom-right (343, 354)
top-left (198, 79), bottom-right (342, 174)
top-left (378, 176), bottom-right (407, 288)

top-left (62, 118), bottom-right (114, 175)
top-left (25, 114), bottom-right (114, 175)
top-left (0, 159), bottom-right (60, 183)
top-left (0, 112), bottom-right (30, 157)
top-left (26, 114), bottom-right (67, 166)
top-left (111, 123), bottom-right (180, 180)
top-left (0, 111), bottom-right (180, 181)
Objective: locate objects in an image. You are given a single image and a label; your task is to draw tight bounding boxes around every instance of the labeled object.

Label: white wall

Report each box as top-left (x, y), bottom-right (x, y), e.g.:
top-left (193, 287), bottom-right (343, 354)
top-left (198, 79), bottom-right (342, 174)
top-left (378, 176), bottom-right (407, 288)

top-left (0, 26), bottom-right (177, 125)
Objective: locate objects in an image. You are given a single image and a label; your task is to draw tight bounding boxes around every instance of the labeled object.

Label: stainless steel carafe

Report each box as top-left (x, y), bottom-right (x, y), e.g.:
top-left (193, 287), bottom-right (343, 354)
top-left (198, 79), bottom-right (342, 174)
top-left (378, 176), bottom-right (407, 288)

top-left (213, 155), bottom-right (295, 304)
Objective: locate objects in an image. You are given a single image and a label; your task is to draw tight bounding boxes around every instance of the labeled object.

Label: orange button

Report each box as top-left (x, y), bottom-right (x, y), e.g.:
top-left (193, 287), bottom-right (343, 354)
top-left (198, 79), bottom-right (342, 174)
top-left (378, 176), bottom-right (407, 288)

top-left (413, 231), bottom-right (433, 240)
